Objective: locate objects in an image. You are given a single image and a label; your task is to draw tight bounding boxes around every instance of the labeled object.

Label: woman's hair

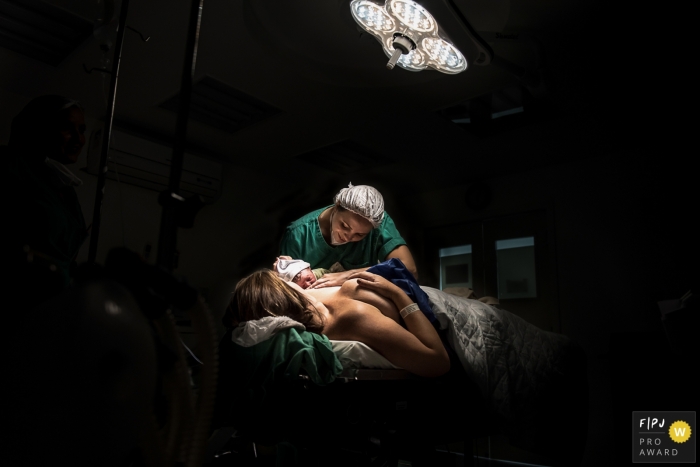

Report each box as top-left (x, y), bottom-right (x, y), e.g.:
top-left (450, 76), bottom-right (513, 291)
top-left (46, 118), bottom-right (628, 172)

top-left (9, 95), bottom-right (83, 149)
top-left (224, 269), bottom-right (325, 334)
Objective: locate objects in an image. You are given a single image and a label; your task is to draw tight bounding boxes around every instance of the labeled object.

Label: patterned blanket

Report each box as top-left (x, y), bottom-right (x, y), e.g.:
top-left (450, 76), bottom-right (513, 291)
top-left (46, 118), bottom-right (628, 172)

top-left (422, 286), bottom-right (588, 460)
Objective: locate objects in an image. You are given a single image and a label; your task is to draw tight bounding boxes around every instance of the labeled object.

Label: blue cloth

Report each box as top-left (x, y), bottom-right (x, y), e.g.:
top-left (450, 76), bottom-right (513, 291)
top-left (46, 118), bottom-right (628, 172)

top-left (367, 258), bottom-right (436, 323)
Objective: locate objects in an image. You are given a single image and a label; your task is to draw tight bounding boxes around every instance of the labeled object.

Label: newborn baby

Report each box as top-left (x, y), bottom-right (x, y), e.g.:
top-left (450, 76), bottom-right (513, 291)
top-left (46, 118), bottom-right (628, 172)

top-left (274, 257), bottom-right (318, 289)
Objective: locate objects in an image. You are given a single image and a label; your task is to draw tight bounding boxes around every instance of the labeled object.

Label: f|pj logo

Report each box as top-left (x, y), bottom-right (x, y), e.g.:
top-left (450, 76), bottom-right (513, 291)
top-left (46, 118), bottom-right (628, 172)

top-left (633, 411), bottom-right (695, 463)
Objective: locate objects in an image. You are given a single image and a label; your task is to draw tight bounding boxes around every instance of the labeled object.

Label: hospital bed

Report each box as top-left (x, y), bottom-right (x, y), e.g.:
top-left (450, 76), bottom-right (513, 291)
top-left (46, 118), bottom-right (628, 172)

top-left (210, 328), bottom-right (502, 467)
top-left (209, 286), bottom-right (589, 466)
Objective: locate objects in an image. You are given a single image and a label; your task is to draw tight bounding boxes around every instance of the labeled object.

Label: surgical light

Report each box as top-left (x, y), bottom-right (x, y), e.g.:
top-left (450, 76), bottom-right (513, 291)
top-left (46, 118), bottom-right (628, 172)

top-left (350, 0), bottom-right (467, 74)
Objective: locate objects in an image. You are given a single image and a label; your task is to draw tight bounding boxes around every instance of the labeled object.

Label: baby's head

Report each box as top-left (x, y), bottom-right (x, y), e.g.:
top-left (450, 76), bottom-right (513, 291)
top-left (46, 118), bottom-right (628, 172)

top-left (275, 258), bottom-right (317, 289)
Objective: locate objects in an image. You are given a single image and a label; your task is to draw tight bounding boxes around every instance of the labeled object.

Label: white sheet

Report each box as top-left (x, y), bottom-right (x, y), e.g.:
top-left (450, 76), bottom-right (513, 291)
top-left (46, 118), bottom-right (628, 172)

top-left (330, 340), bottom-right (401, 370)
top-left (230, 316), bottom-right (400, 369)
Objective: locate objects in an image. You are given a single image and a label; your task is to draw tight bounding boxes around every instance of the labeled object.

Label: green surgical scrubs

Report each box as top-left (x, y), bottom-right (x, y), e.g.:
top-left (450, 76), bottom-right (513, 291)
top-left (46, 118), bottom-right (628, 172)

top-left (7, 147), bottom-right (87, 289)
top-left (279, 206), bottom-right (406, 270)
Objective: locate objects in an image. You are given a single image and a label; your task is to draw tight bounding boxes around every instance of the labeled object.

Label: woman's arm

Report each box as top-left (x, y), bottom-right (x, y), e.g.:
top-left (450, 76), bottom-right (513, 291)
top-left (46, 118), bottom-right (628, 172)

top-left (333, 302), bottom-right (449, 378)
top-left (338, 272), bottom-right (449, 377)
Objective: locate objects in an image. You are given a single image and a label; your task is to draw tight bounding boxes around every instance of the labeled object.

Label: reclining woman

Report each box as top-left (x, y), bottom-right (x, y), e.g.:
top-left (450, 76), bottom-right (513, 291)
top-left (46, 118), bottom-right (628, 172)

top-left (221, 271), bottom-right (588, 464)
top-left (226, 268), bottom-right (450, 378)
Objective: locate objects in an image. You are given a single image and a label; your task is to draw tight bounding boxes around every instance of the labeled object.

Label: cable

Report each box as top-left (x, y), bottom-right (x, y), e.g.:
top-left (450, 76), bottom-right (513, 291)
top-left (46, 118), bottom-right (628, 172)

top-left (180, 337), bottom-right (203, 365)
top-left (184, 296), bottom-right (219, 467)
top-left (111, 156), bottom-right (127, 248)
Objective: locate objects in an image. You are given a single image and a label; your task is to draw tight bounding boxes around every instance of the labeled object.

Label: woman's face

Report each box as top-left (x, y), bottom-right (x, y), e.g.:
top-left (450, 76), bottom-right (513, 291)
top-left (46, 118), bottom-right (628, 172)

top-left (331, 208), bottom-right (373, 245)
top-left (51, 106), bottom-right (86, 164)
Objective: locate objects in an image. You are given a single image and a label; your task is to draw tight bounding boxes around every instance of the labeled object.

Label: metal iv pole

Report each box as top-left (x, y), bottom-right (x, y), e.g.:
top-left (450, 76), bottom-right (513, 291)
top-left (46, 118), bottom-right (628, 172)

top-left (156, 0), bottom-right (205, 271)
top-left (87, 0), bottom-right (131, 264)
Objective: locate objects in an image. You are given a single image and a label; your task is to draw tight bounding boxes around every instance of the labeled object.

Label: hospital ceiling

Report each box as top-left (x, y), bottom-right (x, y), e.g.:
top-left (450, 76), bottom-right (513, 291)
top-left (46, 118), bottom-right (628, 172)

top-left (0, 0), bottom-right (636, 195)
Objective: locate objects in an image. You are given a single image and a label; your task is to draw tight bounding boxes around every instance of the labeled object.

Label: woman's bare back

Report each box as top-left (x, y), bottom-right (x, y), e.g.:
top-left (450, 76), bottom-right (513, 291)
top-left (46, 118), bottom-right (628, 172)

top-left (303, 279), bottom-right (400, 329)
top-left (304, 276), bottom-right (447, 376)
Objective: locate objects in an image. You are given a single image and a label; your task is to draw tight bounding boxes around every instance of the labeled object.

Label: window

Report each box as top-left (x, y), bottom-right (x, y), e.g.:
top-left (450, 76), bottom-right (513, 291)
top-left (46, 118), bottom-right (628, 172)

top-left (439, 244), bottom-right (472, 290)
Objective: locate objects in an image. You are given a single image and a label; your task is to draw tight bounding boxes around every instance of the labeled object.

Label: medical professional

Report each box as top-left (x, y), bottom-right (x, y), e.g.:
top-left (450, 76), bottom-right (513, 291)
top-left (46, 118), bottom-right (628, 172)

top-left (5, 95), bottom-right (88, 307)
top-left (278, 183), bottom-right (417, 288)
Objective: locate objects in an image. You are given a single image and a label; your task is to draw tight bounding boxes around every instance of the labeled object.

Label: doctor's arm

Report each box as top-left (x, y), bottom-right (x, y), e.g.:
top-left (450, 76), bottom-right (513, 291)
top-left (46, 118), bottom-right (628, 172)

top-left (310, 244), bottom-right (419, 289)
top-left (385, 245), bottom-right (418, 280)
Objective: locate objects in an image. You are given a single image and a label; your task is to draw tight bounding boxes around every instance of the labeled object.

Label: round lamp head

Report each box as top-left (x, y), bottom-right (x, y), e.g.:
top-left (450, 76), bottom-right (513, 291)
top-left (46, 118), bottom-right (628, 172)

top-left (350, 0), bottom-right (467, 74)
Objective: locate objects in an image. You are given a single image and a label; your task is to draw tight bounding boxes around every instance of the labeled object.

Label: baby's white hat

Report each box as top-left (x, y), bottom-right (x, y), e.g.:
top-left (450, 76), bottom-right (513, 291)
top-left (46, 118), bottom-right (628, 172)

top-left (275, 259), bottom-right (311, 282)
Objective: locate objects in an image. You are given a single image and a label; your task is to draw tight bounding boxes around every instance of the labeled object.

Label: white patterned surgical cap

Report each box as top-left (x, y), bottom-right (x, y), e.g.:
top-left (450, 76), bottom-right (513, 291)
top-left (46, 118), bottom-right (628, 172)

top-left (333, 183), bottom-right (385, 228)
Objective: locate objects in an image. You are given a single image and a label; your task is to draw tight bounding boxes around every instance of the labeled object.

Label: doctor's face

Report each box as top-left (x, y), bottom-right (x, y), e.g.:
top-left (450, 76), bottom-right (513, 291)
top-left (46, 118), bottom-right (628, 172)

top-left (331, 207), bottom-right (373, 245)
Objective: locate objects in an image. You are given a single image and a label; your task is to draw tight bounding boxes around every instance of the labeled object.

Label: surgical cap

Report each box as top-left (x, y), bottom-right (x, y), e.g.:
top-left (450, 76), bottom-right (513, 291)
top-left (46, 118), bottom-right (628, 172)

top-left (333, 183), bottom-right (385, 228)
top-left (276, 259), bottom-right (311, 282)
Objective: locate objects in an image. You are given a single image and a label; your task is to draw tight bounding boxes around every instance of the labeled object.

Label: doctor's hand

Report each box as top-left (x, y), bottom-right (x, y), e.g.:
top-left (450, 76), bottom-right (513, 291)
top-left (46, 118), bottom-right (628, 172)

top-left (308, 270), bottom-right (355, 289)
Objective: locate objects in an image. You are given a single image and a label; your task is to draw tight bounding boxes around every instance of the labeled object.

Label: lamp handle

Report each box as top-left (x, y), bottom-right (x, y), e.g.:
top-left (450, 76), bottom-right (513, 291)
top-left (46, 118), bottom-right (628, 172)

top-left (442, 0), bottom-right (493, 66)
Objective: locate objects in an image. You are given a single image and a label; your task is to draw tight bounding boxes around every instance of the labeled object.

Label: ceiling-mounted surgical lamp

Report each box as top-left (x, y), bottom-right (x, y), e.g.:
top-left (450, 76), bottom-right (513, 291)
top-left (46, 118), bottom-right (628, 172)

top-left (350, 0), bottom-right (467, 74)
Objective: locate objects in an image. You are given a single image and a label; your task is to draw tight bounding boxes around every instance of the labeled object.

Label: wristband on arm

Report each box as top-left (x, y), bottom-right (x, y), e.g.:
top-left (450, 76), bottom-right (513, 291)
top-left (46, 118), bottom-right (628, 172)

top-left (400, 303), bottom-right (420, 319)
